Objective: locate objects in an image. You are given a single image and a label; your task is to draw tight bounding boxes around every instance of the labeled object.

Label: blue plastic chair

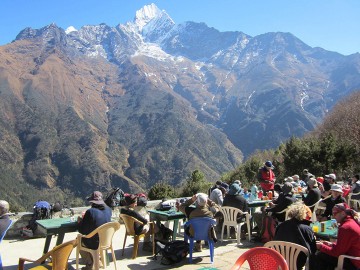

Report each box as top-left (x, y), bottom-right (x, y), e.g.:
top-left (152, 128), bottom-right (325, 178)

top-left (184, 217), bottom-right (217, 264)
top-left (0, 219), bottom-right (13, 270)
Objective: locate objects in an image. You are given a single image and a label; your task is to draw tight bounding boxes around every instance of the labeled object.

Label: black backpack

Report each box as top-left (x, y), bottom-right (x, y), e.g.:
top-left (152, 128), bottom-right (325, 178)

top-left (156, 240), bottom-right (189, 265)
top-left (104, 187), bottom-right (125, 208)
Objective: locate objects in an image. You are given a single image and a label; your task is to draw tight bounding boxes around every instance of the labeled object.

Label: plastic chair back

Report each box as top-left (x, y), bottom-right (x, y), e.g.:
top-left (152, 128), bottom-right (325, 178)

top-left (307, 199), bottom-right (322, 222)
top-left (264, 240), bottom-right (309, 270)
top-left (0, 219), bottom-right (12, 270)
top-left (230, 247), bottom-right (289, 270)
top-left (335, 254), bottom-right (360, 270)
top-left (184, 217), bottom-right (216, 264)
top-left (348, 192), bottom-right (360, 210)
top-left (76, 221), bottom-right (120, 270)
top-left (119, 214), bottom-right (154, 259)
top-left (219, 206), bottom-right (251, 244)
top-left (120, 214), bottom-right (143, 236)
top-left (18, 239), bottom-right (77, 270)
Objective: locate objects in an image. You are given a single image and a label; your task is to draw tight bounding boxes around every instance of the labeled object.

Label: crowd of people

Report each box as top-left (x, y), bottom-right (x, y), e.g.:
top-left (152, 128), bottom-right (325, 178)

top-left (1, 160), bottom-right (360, 270)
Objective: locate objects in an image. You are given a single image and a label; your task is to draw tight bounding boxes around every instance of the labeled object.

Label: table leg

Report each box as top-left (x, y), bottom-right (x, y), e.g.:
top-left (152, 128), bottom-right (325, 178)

top-left (172, 220), bottom-right (179, 241)
top-left (41, 235), bottom-right (53, 264)
top-left (43, 235), bottom-right (52, 254)
top-left (55, 232), bottom-right (65, 246)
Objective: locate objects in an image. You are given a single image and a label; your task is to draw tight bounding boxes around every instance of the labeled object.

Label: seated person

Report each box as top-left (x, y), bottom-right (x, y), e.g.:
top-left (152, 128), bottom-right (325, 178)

top-left (253, 183), bottom-right (297, 232)
top-left (209, 183), bottom-right (226, 206)
top-left (78, 191), bottom-right (112, 270)
top-left (120, 194), bottom-right (154, 252)
top-left (321, 173), bottom-right (337, 198)
top-left (0, 200), bottom-right (11, 236)
top-left (311, 203), bottom-right (360, 270)
top-left (293, 174), bottom-right (307, 188)
top-left (222, 183), bottom-right (250, 239)
top-left (349, 174), bottom-right (360, 200)
top-left (303, 178), bottom-right (321, 211)
top-left (319, 184), bottom-right (346, 221)
top-left (274, 202), bottom-right (316, 270)
top-left (267, 182), bottom-right (297, 222)
top-left (178, 193), bottom-right (219, 251)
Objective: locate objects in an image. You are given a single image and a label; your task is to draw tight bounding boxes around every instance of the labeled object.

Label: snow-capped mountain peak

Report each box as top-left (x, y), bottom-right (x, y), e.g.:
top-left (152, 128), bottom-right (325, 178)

top-left (65, 26), bottom-right (78, 34)
top-left (135, 3), bottom-right (161, 28)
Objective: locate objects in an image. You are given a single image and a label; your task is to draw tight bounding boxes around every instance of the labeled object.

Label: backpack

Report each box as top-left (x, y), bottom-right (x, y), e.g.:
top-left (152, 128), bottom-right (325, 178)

top-left (155, 222), bottom-right (173, 243)
top-left (104, 187), bottom-right (125, 208)
top-left (156, 240), bottom-right (189, 265)
top-left (260, 214), bottom-right (276, 243)
top-left (26, 201), bottom-right (51, 233)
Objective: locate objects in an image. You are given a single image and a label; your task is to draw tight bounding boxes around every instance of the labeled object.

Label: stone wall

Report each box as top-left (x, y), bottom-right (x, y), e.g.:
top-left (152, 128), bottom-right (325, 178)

top-left (6, 199), bottom-right (165, 239)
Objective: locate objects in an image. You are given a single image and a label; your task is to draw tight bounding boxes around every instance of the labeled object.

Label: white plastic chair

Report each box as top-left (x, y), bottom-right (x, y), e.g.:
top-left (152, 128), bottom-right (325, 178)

top-left (264, 240), bottom-right (309, 270)
top-left (273, 207), bottom-right (291, 221)
top-left (76, 221), bottom-right (120, 270)
top-left (335, 254), bottom-right (360, 270)
top-left (307, 199), bottom-right (322, 222)
top-left (312, 195), bottom-right (330, 220)
top-left (348, 192), bottom-right (360, 210)
top-left (219, 206), bottom-right (251, 244)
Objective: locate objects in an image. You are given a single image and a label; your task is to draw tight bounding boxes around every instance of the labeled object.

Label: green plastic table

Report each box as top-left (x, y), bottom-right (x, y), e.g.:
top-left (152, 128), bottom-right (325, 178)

top-left (36, 217), bottom-right (78, 255)
top-left (148, 209), bottom-right (186, 241)
top-left (312, 219), bottom-right (338, 240)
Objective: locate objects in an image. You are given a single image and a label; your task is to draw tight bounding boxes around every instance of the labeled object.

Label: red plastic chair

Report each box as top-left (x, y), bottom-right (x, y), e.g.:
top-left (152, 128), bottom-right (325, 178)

top-left (230, 247), bottom-right (289, 270)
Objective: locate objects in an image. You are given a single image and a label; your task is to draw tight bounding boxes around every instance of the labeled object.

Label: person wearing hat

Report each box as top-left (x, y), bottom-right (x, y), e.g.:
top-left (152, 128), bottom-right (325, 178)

top-left (266, 182), bottom-right (297, 222)
top-left (311, 203), bottom-right (360, 270)
top-left (319, 184), bottom-right (346, 221)
top-left (258, 161), bottom-right (276, 194)
top-left (0, 200), bottom-right (11, 237)
top-left (178, 193), bottom-right (219, 251)
top-left (120, 194), bottom-right (155, 252)
top-left (78, 191), bottom-right (112, 270)
top-left (222, 183), bottom-right (250, 239)
top-left (302, 169), bottom-right (314, 184)
top-left (302, 178), bottom-right (321, 211)
top-left (321, 173), bottom-right (337, 198)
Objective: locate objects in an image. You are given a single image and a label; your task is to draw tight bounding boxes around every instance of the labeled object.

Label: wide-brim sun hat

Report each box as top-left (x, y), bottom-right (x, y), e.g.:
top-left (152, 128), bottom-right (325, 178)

top-left (330, 184), bottom-right (343, 193)
top-left (87, 191), bottom-right (105, 205)
top-left (229, 183), bottom-right (241, 195)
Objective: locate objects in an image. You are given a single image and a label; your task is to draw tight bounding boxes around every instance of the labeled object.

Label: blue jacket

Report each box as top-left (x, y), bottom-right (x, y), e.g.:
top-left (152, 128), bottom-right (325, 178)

top-left (78, 204), bottom-right (112, 249)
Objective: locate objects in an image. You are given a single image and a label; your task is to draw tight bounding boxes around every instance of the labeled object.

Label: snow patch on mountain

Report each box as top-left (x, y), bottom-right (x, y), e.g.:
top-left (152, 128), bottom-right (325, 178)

top-left (133, 42), bottom-right (172, 62)
top-left (65, 26), bottom-right (77, 34)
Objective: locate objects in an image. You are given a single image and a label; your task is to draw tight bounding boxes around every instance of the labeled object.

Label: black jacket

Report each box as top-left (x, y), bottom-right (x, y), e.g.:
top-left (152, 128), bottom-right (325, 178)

top-left (267, 193), bottom-right (297, 221)
top-left (303, 188), bottom-right (321, 210)
top-left (274, 218), bottom-right (316, 269)
top-left (120, 207), bottom-right (148, 235)
top-left (321, 195), bottom-right (346, 220)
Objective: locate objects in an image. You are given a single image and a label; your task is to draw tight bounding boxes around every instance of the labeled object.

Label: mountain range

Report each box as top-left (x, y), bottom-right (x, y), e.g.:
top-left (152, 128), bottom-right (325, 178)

top-left (1, 3), bottom-right (359, 207)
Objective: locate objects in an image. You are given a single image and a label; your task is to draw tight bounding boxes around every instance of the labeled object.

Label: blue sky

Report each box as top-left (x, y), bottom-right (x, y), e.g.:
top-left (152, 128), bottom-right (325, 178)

top-left (1, 0), bottom-right (359, 55)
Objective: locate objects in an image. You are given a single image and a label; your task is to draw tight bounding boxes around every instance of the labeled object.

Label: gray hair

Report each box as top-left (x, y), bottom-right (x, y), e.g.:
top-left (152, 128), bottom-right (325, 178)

top-left (0, 200), bottom-right (9, 216)
top-left (287, 202), bottom-right (309, 221)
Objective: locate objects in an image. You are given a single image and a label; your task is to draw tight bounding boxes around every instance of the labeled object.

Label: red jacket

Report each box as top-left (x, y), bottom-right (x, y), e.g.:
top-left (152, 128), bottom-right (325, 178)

top-left (320, 216), bottom-right (360, 268)
top-left (260, 167), bottom-right (275, 191)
